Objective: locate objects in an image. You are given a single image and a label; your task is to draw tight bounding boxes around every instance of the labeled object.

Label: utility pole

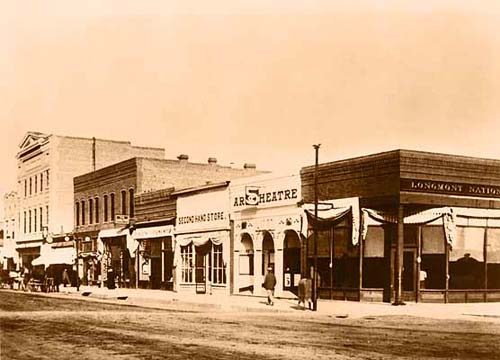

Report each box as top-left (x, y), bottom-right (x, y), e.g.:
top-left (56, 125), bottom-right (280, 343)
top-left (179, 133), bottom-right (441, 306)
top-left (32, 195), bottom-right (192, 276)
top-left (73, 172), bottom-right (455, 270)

top-left (312, 144), bottom-right (321, 311)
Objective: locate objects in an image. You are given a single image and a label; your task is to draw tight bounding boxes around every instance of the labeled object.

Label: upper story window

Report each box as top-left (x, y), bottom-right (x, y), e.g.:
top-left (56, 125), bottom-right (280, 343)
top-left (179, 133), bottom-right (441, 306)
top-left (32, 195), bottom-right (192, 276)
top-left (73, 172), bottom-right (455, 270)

top-left (34, 208), bottom-right (37, 232)
top-left (95, 197), bottom-right (100, 224)
top-left (81, 200), bottom-right (86, 226)
top-left (29, 178), bottom-right (32, 196)
top-left (110, 193), bottom-right (115, 221)
top-left (121, 190), bottom-right (127, 215)
top-left (46, 169), bottom-right (50, 189)
top-left (40, 207), bottom-right (43, 229)
top-left (24, 179), bottom-right (27, 197)
top-left (23, 211), bottom-right (27, 233)
top-left (34, 175), bottom-right (37, 194)
top-left (129, 188), bottom-right (135, 217)
top-left (28, 210), bottom-right (32, 233)
top-left (40, 173), bottom-right (43, 192)
top-left (76, 202), bottom-right (80, 226)
top-left (104, 195), bottom-right (109, 222)
top-left (89, 198), bottom-right (93, 225)
top-left (46, 205), bottom-right (49, 226)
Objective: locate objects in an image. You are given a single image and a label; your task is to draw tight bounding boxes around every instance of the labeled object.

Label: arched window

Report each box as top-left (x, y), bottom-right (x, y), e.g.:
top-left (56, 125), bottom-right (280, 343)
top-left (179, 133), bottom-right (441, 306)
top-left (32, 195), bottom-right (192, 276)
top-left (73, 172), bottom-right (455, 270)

top-left (89, 198), bottom-right (93, 224)
top-left (129, 188), bottom-right (135, 217)
top-left (104, 195), bottom-right (108, 222)
top-left (76, 202), bottom-right (80, 226)
top-left (110, 193), bottom-right (115, 221)
top-left (121, 190), bottom-right (127, 215)
top-left (95, 197), bottom-right (99, 223)
top-left (81, 200), bottom-right (86, 226)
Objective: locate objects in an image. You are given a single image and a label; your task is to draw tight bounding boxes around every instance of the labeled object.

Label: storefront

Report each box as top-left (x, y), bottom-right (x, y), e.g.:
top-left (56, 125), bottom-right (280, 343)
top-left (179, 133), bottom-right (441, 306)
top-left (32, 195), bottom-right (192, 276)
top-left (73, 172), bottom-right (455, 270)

top-left (301, 150), bottom-right (500, 303)
top-left (173, 183), bottom-right (230, 295)
top-left (134, 222), bottom-right (175, 290)
top-left (74, 230), bottom-right (100, 286)
top-left (230, 173), bottom-right (305, 298)
top-left (98, 227), bottom-right (136, 289)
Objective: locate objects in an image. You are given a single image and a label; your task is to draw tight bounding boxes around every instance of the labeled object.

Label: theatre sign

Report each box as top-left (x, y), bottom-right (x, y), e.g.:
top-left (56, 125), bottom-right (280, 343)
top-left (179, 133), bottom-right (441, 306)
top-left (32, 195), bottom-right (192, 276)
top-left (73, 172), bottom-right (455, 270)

top-left (401, 178), bottom-right (500, 198)
top-left (230, 174), bottom-right (301, 211)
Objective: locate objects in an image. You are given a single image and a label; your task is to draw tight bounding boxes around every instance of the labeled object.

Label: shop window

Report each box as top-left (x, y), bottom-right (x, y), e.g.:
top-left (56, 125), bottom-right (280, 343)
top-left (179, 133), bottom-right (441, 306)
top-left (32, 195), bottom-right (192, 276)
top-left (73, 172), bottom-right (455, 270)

top-left (421, 226), bottom-right (446, 289)
top-left (449, 227), bottom-right (485, 289)
top-left (210, 244), bottom-right (225, 285)
top-left (129, 189), bottom-right (134, 217)
top-left (486, 228), bottom-right (500, 289)
top-left (104, 195), bottom-right (108, 222)
top-left (181, 245), bottom-right (193, 283)
top-left (89, 198), bottom-right (93, 225)
top-left (121, 190), bottom-right (127, 215)
top-left (363, 226), bottom-right (386, 289)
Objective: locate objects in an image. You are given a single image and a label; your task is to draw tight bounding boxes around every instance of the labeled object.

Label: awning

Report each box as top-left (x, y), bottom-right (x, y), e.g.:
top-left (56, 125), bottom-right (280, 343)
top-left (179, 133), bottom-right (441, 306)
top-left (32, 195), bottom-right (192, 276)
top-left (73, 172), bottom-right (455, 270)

top-left (98, 227), bottom-right (129, 238)
top-left (32, 247), bottom-right (75, 266)
top-left (176, 230), bottom-right (228, 247)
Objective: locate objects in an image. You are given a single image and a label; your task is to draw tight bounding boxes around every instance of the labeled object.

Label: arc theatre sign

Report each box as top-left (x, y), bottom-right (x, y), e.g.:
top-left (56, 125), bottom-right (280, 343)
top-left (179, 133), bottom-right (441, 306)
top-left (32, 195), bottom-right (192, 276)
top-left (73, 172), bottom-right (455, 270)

top-left (401, 178), bottom-right (500, 199)
top-left (233, 186), bottom-right (299, 207)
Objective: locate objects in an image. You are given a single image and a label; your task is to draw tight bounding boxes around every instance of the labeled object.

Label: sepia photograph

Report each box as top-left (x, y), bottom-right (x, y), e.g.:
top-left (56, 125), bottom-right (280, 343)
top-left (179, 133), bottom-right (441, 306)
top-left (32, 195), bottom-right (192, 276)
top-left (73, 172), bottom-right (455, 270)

top-left (1, 1), bottom-right (499, 359)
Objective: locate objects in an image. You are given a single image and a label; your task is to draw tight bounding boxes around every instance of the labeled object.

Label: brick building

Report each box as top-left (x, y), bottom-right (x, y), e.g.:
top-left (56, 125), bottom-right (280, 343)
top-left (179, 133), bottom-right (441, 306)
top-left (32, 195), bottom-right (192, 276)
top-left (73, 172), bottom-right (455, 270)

top-left (15, 131), bottom-right (164, 270)
top-left (73, 155), bottom-right (260, 288)
top-left (301, 150), bottom-right (500, 303)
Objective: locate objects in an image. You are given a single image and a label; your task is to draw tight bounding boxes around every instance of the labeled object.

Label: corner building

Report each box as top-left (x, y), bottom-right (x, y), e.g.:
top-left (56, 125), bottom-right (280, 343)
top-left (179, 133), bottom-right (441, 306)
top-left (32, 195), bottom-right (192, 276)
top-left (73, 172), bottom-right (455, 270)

top-left (301, 150), bottom-right (500, 303)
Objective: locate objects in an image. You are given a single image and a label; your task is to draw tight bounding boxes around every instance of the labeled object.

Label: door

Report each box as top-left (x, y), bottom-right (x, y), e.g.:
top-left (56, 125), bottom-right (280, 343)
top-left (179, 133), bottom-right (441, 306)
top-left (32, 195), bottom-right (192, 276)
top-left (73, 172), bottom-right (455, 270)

top-left (195, 248), bottom-right (207, 294)
top-left (403, 249), bottom-right (417, 301)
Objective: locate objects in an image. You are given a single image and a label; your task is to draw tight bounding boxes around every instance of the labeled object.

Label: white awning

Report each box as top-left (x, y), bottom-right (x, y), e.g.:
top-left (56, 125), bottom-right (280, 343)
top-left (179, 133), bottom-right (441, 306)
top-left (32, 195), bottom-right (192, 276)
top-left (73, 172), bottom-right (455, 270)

top-left (176, 230), bottom-right (228, 247)
top-left (98, 227), bottom-right (128, 238)
top-left (32, 247), bottom-right (75, 266)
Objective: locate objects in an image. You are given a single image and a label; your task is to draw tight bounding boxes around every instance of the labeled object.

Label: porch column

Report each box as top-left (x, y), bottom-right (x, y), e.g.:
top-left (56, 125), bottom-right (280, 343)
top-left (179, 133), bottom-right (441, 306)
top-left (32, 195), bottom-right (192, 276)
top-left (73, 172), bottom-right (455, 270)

top-left (274, 248), bottom-right (284, 297)
top-left (393, 204), bottom-right (405, 305)
top-left (254, 247), bottom-right (263, 296)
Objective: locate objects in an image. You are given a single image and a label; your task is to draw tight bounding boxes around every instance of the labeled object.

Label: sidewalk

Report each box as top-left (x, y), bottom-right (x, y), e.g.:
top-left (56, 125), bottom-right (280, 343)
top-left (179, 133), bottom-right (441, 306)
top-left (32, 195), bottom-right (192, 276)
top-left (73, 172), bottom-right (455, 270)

top-left (46, 286), bottom-right (500, 322)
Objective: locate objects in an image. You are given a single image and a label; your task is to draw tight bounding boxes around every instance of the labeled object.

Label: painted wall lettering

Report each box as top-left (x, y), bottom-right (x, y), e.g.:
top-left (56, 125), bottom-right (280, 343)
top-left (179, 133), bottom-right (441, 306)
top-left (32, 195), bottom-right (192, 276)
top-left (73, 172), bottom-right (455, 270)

top-left (401, 178), bottom-right (500, 199)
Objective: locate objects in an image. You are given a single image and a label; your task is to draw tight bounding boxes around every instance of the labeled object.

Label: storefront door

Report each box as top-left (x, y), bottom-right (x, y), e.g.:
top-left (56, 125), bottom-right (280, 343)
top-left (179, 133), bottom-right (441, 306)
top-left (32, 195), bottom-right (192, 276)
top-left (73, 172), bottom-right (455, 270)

top-left (403, 249), bottom-right (417, 301)
top-left (195, 247), bottom-right (207, 294)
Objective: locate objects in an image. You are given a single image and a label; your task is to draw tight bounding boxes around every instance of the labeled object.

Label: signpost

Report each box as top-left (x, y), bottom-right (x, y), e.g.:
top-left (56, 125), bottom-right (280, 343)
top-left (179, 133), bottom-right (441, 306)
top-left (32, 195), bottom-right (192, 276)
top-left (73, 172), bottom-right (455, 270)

top-left (312, 144), bottom-right (321, 311)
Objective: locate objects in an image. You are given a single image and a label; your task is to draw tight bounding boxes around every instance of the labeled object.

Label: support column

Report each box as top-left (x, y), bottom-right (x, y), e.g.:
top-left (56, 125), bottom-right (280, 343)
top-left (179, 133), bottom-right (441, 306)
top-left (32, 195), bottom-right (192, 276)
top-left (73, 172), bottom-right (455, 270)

top-left (393, 204), bottom-right (405, 305)
top-left (358, 210), bottom-right (364, 300)
top-left (484, 225), bottom-right (488, 302)
top-left (445, 236), bottom-right (449, 303)
top-left (275, 248), bottom-right (284, 297)
top-left (254, 247), bottom-right (263, 296)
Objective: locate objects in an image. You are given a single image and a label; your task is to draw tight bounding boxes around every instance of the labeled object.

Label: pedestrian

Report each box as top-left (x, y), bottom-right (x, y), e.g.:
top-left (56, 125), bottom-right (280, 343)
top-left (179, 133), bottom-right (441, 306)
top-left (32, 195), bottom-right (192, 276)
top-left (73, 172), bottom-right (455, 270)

top-left (62, 269), bottom-right (71, 287)
top-left (263, 266), bottom-right (277, 306)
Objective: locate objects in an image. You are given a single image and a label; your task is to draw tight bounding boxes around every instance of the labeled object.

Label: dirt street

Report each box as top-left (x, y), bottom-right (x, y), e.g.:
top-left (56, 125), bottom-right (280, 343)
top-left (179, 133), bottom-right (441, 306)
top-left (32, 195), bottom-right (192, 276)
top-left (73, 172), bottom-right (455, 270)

top-left (1, 291), bottom-right (499, 359)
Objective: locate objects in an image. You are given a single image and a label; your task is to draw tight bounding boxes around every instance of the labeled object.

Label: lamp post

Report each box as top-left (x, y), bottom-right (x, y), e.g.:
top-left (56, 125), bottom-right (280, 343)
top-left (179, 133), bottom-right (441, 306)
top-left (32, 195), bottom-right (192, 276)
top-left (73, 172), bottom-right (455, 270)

top-left (312, 144), bottom-right (321, 311)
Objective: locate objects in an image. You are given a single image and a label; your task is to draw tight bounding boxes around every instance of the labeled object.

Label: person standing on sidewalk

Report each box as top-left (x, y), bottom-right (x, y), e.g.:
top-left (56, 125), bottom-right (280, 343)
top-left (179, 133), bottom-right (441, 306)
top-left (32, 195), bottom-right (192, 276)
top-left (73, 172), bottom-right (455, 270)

top-left (263, 266), bottom-right (276, 306)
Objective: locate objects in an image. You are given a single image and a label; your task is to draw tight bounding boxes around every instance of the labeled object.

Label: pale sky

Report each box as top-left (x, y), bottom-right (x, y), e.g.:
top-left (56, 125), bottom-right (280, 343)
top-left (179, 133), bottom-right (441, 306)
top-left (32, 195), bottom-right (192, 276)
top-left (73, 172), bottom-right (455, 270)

top-left (2, 1), bottom-right (500, 207)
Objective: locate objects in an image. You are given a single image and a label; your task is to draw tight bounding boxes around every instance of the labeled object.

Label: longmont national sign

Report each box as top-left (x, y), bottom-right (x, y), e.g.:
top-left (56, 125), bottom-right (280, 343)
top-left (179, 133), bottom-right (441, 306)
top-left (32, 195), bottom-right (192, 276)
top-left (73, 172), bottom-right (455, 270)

top-left (401, 178), bottom-right (500, 199)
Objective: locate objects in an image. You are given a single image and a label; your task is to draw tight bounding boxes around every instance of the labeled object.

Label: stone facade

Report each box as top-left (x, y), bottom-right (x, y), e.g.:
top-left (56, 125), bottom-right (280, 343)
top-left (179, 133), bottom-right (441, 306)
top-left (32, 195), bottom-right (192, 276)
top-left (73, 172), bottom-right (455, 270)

top-left (2, 191), bottom-right (19, 264)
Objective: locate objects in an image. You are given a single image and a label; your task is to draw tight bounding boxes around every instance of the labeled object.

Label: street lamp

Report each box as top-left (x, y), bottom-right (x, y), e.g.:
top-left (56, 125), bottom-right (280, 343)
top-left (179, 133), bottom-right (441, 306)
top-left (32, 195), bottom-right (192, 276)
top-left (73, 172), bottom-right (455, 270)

top-left (312, 144), bottom-right (321, 311)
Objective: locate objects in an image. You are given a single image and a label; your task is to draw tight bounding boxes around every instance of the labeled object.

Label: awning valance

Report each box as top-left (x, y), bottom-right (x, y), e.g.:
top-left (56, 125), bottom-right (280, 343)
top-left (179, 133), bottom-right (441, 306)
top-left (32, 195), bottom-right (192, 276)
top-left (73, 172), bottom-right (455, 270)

top-left (98, 227), bottom-right (128, 239)
top-left (176, 230), bottom-right (228, 247)
top-left (32, 247), bottom-right (75, 266)
top-left (361, 207), bottom-right (456, 246)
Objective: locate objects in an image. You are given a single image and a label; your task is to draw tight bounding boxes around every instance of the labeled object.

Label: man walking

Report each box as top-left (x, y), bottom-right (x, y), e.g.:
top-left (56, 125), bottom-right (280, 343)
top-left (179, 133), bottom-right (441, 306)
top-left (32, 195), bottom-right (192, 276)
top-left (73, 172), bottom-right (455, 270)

top-left (263, 266), bottom-right (276, 306)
